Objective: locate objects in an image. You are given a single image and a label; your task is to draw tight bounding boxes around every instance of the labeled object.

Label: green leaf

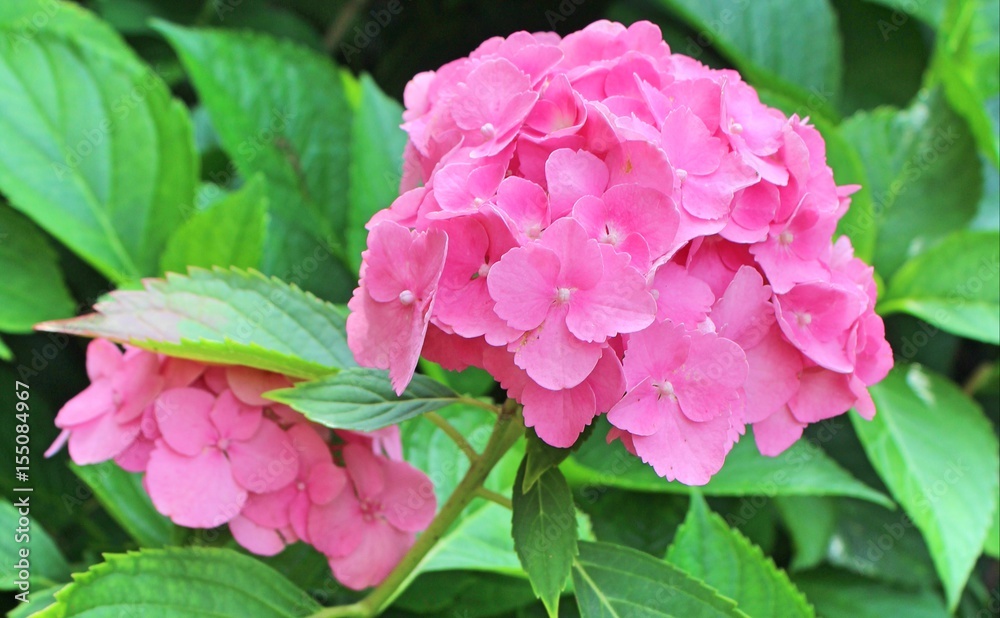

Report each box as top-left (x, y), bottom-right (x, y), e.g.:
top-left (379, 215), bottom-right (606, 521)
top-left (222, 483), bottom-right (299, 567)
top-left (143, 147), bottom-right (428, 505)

top-left (562, 420), bottom-right (892, 508)
top-left (0, 335), bottom-right (11, 361)
top-left (0, 498), bottom-right (71, 590)
top-left (985, 506), bottom-right (999, 558)
top-left (512, 460), bottom-right (578, 617)
top-left (853, 364), bottom-right (1000, 609)
top-left (666, 494), bottom-right (814, 618)
top-left (420, 502), bottom-right (525, 576)
top-left (774, 496), bottom-right (837, 572)
top-left (839, 89), bottom-right (982, 277)
top-left (879, 230), bottom-right (999, 344)
top-left (0, 205), bottom-right (74, 333)
top-left (8, 583), bottom-right (61, 618)
top-left (0, 0), bottom-right (197, 281)
top-left (160, 175), bottom-right (268, 274)
top-left (36, 267), bottom-right (354, 378)
top-left (156, 22), bottom-right (356, 300)
top-left (523, 429), bottom-right (576, 493)
top-left (651, 0), bottom-right (842, 118)
top-left (346, 73), bottom-right (406, 273)
top-left (933, 0), bottom-right (1000, 168)
top-left (70, 461), bottom-right (175, 548)
top-left (861, 0), bottom-right (945, 26)
top-left (572, 541), bottom-right (748, 618)
top-left (792, 568), bottom-right (949, 618)
top-left (38, 547), bottom-right (320, 617)
top-left (394, 571), bottom-right (538, 617)
top-left (268, 368), bottom-right (460, 431)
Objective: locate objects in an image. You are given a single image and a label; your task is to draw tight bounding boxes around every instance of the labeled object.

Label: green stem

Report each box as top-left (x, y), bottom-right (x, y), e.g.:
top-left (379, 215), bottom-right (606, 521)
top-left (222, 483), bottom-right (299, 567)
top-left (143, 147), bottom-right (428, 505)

top-left (424, 411), bottom-right (478, 461)
top-left (310, 401), bottom-right (524, 618)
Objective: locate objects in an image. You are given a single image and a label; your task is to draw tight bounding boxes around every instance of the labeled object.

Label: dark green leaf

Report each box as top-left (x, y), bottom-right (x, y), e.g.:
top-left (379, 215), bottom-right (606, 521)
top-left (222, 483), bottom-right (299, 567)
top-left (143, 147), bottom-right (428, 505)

top-left (0, 498), bottom-right (71, 590)
top-left (0, 0), bottom-right (197, 281)
top-left (0, 205), bottom-right (74, 332)
top-left (651, 0), bottom-right (842, 118)
top-left (70, 461), bottom-right (175, 548)
top-left (793, 568), bottom-right (949, 618)
top-left (36, 547), bottom-right (320, 617)
top-left (562, 420), bottom-right (892, 507)
top-left (268, 368), bottom-right (459, 431)
top-left (839, 89), bottom-right (982, 277)
top-left (861, 0), bottom-right (945, 26)
top-left (512, 460), bottom-right (577, 616)
top-left (880, 230), bottom-right (1000, 344)
top-left (160, 175), bottom-right (268, 274)
top-left (523, 429), bottom-right (574, 493)
top-left (854, 364), bottom-right (1000, 608)
top-left (666, 494), bottom-right (814, 618)
top-left (773, 496), bottom-right (837, 571)
top-left (346, 73), bottom-right (407, 273)
top-left (394, 571), bottom-right (539, 617)
top-left (37, 267), bottom-right (354, 378)
top-left (156, 22), bottom-right (356, 300)
top-left (572, 541), bottom-right (748, 618)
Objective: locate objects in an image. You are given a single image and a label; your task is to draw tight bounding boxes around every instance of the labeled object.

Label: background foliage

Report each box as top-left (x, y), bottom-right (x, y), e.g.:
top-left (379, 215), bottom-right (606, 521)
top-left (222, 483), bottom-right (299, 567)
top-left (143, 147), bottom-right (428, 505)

top-left (0, 0), bottom-right (997, 616)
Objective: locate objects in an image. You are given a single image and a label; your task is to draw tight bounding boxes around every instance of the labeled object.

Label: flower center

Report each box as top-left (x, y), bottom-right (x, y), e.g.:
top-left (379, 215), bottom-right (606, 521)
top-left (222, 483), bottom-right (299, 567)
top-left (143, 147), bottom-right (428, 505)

top-left (729, 119), bottom-right (743, 134)
top-left (778, 230), bottom-right (794, 246)
top-left (675, 168), bottom-right (688, 183)
top-left (525, 223), bottom-right (542, 240)
top-left (480, 123), bottom-right (496, 138)
top-left (794, 311), bottom-right (812, 327)
top-left (555, 287), bottom-right (573, 304)
top-left (598, 225), bottom-right (622, 246)
top-left (296, 481), bottom-right (306, 492)
top-left (359, 497), bottom-right (383, 523)
top-left (217, 438), bottom-right (230, 450)
top-left (477, 263), bottom-right (491, 278)
top-left (656, 381), bottom-right (677, 401)
top-left (399, 290), bottom-right (416, 305)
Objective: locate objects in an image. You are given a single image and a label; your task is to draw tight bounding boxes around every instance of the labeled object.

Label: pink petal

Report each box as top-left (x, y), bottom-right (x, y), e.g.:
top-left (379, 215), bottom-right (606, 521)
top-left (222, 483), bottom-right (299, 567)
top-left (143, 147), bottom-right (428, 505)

top-left (145, 445), bottom-right (246, 528)
top-left (309, 461), bottom-right (348, 506)
top-left (650, 263), bottom-right (715, 328)
top-left (86, 339), bottom-right (122, 381)
top-left (631, 410), bottom-right (733, 485)
top-left (512, 306), bottom-right (603, 390)
top-left (788, 367), bottom-right (855, 423)
top-left (154, 387), bottom-right (217, 457)
top-left (545, 148), bottom-right (608, 218)
top-left (327, 522), bottom-right (413, 590)
top-left (607, 377), bottom-right (668, 437)
top-left (567, 245), bottom-right (656, 342)
top-left (343, 444), bottom-right (387, 498)
top-left (743, 330), bottom-right (802, 423)
top-left (752, 406), bottom-right (806, 456)
top-left (230, 514), bottom-right (287, 556)
top-left (227, 419), bottom-right (299, 494)
top-left (488, 244), bottom-right (561, 332)
top-left (54, 380), bottom-right (115, 427)
top-left (66, 413), bottom-right (141, 465)
top-left (711, 265), bottom-right (774, 349)
top-left (308, 492), bottom-right (364, 558)
top-left (241, 484), bottom-right (297, 529)
top-left (674, 334), bottom-right (748, 422)
top-left (211, 389), bottom-right (264, 442)
top-left (522, 379), bottom-right (598, 448)
top-left (226, 366), bottom-right (292, 406)
top-left (378, 460), bottom-right (437, 532)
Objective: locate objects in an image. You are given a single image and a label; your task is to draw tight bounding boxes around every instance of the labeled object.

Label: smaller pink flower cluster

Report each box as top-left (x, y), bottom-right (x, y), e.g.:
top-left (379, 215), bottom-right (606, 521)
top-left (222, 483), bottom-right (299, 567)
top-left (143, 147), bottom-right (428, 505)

top-left (47, 340), bottom-right (436, 589)
top-left (347, 20), bottom-right (893, 485)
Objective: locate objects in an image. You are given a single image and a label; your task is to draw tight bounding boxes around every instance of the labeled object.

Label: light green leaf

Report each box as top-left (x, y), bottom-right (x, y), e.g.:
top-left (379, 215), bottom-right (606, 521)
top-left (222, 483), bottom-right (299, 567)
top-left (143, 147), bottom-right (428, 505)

top-left (666, 494), bottom-right (814, 618)
top-left (156, 22), bottom-right (356, 300)
top-left (37, 547), bottom-right (320, 618)
top-left (651, 0), bottom-right (842, 118)
top-left (0, 0), bottom-right (197, 281)
top-left (346, 73), bottom-right (406, 273)
top-left (573, 541), bottom-right (748, 618)
top-left (0, 335), bottom-right (11, 361)
top-left (0, 205), bottom-right (75, 333)
top-left (420, 502), bottom-right (524, 576)
top-left (70, 461), bottom-right (175, 548)
top-left (562, 420), bottom-right (892, 508)
top-left (36, 267), bottom-right (354, 378)
top-left (160, 175), bottom-right (268, 274)
top-left (7, 583), bottom-right (61, 618)
top-left (0, 498), bottom-right (71, 590)
top-left (839, 89), bottom-right (981, 277)
top-left (793, 568), bottom-right (949, 618)
top-left (512, 460), bottom-right (577, 617)
top-left (269, 368), bottom-right (459, 431)
top-left (854, 364), bottom-right (1000, 609)
top-left (879, 230), bottom-right (999, 344)
top-left (934, 0), bottom-right (1000, 168)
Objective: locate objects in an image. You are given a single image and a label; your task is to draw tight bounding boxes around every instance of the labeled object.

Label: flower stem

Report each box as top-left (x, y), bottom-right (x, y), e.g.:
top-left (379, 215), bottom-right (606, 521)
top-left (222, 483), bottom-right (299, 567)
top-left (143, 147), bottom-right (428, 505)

top-left (309, 401), bottom-right (524, 618)
top-left (424, 411), bottom-right (478, 461)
